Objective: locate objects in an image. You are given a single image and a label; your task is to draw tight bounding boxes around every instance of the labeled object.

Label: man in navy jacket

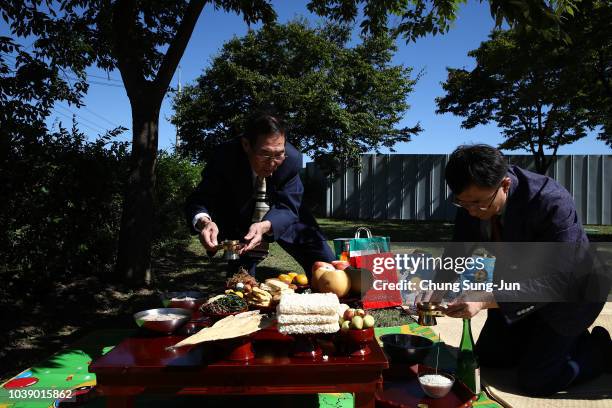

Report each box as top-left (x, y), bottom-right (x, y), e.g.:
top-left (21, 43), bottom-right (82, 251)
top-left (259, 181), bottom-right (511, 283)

top-left (442, 144), bottom-right (610, 396)
top-left (185, 113), bottom-right (335, 275)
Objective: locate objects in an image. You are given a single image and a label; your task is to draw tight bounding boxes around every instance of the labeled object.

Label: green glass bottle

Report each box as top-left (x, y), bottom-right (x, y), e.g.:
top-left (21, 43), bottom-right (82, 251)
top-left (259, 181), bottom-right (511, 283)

top-left (456, 318), bottom-right (481, 394)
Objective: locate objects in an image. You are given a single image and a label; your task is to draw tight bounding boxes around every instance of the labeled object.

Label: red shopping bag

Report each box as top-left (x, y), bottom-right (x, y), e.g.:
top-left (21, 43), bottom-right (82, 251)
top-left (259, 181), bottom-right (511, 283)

top-left (352, 252), bottom-right (403, 310)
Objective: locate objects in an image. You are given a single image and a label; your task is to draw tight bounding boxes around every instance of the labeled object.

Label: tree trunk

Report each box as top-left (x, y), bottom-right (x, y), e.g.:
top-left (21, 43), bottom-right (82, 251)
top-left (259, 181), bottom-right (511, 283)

top-left (534, 151), bottom-right (547, 175)
top-left (115, 98), bottom-right (161, 285)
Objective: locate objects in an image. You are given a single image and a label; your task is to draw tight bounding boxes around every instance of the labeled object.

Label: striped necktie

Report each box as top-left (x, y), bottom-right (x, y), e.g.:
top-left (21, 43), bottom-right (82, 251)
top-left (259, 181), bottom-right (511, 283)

top-left (252, 176), bottom-right (270, 222)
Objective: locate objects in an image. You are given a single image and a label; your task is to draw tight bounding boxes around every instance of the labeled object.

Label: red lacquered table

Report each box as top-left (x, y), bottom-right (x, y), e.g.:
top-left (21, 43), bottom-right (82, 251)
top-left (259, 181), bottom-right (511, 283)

top-left (89, 327), bottom-right (388, 408)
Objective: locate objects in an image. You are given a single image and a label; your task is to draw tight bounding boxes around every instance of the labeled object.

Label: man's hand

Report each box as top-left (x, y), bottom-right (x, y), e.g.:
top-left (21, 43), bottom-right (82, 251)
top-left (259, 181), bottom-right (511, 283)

top-left (445, 301), bottom-right (487, 319)
top-left (198, 219), bottom-right (219, 252)
top-left (414, 289), bottom-right (446, 306)
top-left (445, 291), bottom-right (498, 319)
top-left (240, 221), bottom-right (272, 254)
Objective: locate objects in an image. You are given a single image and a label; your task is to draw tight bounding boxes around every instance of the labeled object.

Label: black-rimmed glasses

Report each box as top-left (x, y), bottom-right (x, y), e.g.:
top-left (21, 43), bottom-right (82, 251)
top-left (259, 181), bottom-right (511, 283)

top-left (255, 152), bottom-right (287, 163)
top-left (452, 185), bottom-right (501, 211)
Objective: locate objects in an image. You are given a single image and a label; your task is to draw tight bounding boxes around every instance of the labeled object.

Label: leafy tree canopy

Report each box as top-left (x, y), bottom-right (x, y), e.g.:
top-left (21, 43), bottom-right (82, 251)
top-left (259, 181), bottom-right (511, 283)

top-left (435, 1), bottom-right (611, 174)
top-left (172, 20), bottom-right (421, 172)
top-left (307, 0), bottom-right (583, 42)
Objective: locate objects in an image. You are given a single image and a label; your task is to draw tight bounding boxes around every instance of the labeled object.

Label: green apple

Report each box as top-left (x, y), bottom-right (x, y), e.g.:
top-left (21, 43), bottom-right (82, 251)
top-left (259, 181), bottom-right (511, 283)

top-left (363, 314), bottom-right (375, 328)
top-left (351, 315), bottom-right (364, 330)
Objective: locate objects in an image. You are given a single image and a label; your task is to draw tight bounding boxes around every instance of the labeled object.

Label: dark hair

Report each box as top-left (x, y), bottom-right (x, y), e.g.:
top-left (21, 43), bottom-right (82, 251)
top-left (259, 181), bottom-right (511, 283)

top-left (242, 112), bottom-right (285, 146)
top-left (445, 144), bottom-right (508, 194)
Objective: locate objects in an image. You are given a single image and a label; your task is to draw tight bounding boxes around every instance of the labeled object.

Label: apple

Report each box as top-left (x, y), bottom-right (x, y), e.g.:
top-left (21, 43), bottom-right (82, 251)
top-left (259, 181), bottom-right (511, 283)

top-left (343, 308), bottom-right (356, 321)
top-left (363, 315), bottom-right (375, 328)
top-left (355, 308), bottom-right (366, 317)
top-left (331, 260), bottom-right (351, 270)
top-left (312, 261), bottom-right (335, 274)
top-left (341, 320), bottom-right (351, 331)
top-left (311, 261), bottom-right (336, 290)
top-left (351, 315), bottom-right (364, 330)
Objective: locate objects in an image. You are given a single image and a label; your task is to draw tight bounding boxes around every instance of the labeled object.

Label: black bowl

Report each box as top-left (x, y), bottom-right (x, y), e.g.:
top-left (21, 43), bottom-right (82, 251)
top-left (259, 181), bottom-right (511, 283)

top-left (379, 334), bottom-right (435, 365)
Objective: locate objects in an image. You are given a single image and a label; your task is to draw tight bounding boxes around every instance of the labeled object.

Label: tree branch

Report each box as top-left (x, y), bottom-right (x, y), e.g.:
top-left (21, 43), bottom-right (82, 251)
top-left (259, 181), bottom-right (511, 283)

top-left (542, 103), bottom-right (558, 137)
top-left (546, 129), bottom-right (564, 173)
top-left (535, 103), bottom-right (545, 164)
top-left (517, 112), bottom-right (537, 155)
top-left (153, 0), bottom-right (206, 99)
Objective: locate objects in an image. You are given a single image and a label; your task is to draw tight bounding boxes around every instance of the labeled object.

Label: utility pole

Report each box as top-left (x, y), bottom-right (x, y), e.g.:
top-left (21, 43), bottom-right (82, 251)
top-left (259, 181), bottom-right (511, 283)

top-left (175, 65), bottom-right (182, 150)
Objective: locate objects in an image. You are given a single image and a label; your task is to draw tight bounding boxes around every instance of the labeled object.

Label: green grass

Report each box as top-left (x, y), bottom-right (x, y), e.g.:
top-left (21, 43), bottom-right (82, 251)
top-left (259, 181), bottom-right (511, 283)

top-left (317, 218), bottom-right (454, 242)
top-left (584, 224), bottom-right (612, 234)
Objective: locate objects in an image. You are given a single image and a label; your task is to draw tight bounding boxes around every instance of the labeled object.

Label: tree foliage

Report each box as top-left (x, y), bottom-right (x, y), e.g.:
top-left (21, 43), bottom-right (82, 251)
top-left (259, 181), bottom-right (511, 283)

top-left (435, 8), bottom-right (610, 174)
top-left (0, 119), bottom-right (202, 283)
top-left (0, 123), bottom-right (129, 279)
top-left (307, 0), bottom-right (582, 42)
top-left (559, 0), bottom-right (611, 146)
top-left (172, 20), bottom-right (420, 172)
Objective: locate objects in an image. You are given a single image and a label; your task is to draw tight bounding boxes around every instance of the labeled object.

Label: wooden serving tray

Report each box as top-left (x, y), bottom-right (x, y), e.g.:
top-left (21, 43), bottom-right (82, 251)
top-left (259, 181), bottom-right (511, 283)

top-left (376, 364), bottom-right (477, 408)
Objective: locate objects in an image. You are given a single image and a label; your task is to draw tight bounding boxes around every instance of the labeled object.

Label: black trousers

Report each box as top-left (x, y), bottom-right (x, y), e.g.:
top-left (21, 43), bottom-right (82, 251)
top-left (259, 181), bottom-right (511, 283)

top-left (228, 239), bottom-right (336, 277)
top-left (475, 307), bottom-right (604, 396)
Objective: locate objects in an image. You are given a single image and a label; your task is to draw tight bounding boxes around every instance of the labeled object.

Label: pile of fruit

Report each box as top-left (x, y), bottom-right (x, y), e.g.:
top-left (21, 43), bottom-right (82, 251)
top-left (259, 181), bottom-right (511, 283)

top-left (339, 308), bottom-right (375, 331)
top-left (224, 271), bottom-right (308, 309)
top-left (275, 272), bottom-right (308, 286)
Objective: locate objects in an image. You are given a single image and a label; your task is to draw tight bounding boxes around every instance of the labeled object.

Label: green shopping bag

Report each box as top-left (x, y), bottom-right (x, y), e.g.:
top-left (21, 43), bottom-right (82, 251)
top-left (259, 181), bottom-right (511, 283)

top-left (333, 227), bottom-right (390, 260)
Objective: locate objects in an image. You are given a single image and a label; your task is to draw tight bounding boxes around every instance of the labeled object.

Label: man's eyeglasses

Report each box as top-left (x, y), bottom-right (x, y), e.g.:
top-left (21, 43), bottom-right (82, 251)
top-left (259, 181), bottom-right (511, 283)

top-left (255, 152), bottom-right (287, 163)
top-left (452, 185), bottom-right (501, 211)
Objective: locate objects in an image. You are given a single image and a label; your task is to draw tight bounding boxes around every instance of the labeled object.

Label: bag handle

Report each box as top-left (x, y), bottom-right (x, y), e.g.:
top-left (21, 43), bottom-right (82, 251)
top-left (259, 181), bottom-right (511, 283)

top-left (354, 227), bottom-right (373, 239)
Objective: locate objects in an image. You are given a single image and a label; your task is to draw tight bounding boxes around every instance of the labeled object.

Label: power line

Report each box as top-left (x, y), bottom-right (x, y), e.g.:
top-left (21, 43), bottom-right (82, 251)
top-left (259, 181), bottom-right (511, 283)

top-left (81, 105), bottom-right (123, 128)
top-left (56, 103), bottom-right (131, 135)
top-left (53, 110), bottom-right (105, 135)
top-left (81, 78), bottom-right (125, 88)
top-left (54, 104), bottom-right (108, 132)
top-left (1, 53), bottom-right (124, 87)
top-left (58, 103), bottom-right (124, 130)
top-left (86, 72), bottom-right (123, 83)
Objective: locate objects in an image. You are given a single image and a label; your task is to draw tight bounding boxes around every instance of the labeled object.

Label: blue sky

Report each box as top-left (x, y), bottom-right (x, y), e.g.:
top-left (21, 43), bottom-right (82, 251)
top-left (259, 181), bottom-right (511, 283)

top-left (5, 1), bottom-right (609, 158)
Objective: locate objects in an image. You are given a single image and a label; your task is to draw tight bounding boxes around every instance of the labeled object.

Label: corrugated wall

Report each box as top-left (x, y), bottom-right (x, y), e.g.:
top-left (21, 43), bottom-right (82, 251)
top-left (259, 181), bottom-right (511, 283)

top-left (305, 154), bottom-right (612, 225)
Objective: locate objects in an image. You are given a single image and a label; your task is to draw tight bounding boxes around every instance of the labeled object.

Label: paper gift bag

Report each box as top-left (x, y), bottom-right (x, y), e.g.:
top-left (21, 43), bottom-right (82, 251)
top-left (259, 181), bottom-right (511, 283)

top-left (333, 227), bottom-right (390, 261)
top-left (352, 252), bottom-right (403, 309)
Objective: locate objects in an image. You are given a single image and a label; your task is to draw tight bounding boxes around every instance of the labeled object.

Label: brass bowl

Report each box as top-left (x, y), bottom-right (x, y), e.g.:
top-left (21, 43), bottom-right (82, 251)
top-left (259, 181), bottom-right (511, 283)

top-left (133, 308), bottom-right (191, 334)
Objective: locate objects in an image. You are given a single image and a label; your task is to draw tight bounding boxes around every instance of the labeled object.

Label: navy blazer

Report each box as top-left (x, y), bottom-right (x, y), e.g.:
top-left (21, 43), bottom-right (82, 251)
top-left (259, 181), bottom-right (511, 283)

top-left (185, 138), bottom-right (326, 244)
top-left (452, 166), bottom-right (605, 333)
top-left (453, 166), bottom-right (587, 243)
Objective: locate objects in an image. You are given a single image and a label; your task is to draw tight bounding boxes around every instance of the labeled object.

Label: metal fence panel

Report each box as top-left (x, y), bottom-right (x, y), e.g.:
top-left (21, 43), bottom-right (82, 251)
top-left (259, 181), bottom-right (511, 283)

top-left (313, 154), bottom-right (612, 225)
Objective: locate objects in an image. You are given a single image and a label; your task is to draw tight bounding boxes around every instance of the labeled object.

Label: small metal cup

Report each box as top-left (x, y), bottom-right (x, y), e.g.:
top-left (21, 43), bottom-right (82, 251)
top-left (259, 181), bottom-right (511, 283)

top-left (417, 302), bottom-right (445, 326)
top-left (221, 240), bottom-right (241, 260)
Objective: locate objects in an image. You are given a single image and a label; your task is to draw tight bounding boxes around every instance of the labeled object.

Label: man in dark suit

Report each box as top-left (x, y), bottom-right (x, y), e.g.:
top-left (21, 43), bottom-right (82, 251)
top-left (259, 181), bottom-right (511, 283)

top-left (442, 144), bottom-right (611, 396)
top-left (185, 113), bottom-right (335, 276)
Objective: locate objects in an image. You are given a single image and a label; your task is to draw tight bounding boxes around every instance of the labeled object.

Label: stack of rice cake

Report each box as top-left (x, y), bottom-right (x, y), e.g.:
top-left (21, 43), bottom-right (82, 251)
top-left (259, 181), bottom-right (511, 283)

top-left (277, 293), bottom-right (341, 334)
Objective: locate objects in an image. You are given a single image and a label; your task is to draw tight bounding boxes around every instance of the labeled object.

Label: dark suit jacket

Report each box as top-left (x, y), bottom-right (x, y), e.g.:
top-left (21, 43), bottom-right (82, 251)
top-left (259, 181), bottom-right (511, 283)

top-left (452, 165), bottom-right (605, 333)
top-left (185, 138), bottom-right (326, 244)
top-left (453, 166), bottom-right (587, 243)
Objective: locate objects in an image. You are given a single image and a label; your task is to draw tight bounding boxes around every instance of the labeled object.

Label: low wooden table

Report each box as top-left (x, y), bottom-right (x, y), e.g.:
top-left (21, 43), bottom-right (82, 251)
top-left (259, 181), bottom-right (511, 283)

top-left (89, 327), bottom-right (389, 408)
